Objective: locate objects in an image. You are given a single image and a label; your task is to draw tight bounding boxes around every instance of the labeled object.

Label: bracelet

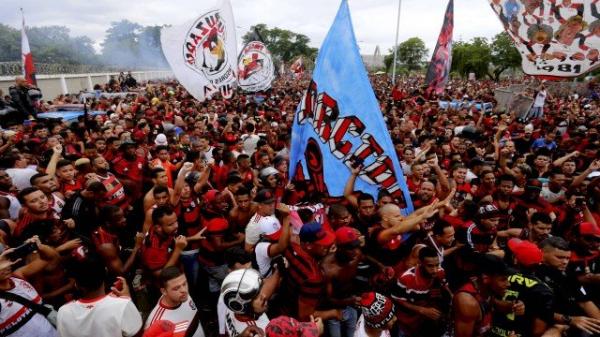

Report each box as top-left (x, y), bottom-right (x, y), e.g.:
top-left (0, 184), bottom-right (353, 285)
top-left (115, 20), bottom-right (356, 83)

top-left (563, 315), bottom-right (572, 325)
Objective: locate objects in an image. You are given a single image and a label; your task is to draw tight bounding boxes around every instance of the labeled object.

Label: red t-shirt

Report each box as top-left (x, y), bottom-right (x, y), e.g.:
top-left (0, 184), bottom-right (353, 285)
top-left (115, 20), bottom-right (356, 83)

top-left (141, 228), bottom-right (174, 271)
top-left (60, 178), bottom-right (84, 196)
top-left (112, 155), bottom-right (145, 183)
top-left (199, 216), bottom-right (229, 266)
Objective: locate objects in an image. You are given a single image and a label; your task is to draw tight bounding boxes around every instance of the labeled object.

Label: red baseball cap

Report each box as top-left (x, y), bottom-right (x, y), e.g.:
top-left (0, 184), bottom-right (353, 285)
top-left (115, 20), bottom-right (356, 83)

top-left (579, 222), bottom-right (600, 237)
top-left (508, 239), bottom-right (543, 267)
top-left (335, 226), bottom-right (361, 248)
top-left (265, 316), bottom-right (319, 337)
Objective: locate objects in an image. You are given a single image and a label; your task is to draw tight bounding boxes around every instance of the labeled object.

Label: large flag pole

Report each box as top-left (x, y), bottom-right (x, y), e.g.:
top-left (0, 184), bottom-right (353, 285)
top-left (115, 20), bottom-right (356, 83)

top-left (391, 0), bottom-right (402, 85)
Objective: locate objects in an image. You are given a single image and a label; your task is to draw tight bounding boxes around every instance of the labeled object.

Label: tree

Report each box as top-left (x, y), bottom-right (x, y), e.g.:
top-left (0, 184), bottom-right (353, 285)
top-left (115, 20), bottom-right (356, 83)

top-left (451, 37), bottom-right (492, 79)
top-left (0, 24), bottom-right (99, 65)
top-left (101, 20), bottom-right (143, 67)
top-left (0, 24), bottom-right (21, 62)
top-left (384, 37), bottom-right (429, 73)
top-left (242, 24), bottom-right (317, 63)
top-left (489, 32), bottom-right (521, 81)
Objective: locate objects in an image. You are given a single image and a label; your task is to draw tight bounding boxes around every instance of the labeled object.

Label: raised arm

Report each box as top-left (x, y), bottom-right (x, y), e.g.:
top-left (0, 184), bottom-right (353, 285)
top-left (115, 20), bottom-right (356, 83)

top-left (572, 160), bottom-right (600, 188)
top-left (344, 165), bottom-right (361, 208)
top-left (46, 144), bottom-right (63, 177)
top-left (552, 151), bottom-right (579, 168)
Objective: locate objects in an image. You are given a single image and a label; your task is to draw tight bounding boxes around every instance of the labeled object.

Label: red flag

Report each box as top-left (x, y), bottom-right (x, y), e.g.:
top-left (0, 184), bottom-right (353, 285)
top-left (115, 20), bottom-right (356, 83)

top-left (425, 0), bottom-right (453, 96)
top-left (21, 10), bottom-right (37, 86)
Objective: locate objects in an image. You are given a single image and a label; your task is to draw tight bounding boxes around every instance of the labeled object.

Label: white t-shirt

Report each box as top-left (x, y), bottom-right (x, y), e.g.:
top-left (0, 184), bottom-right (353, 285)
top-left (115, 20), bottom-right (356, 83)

top-left (217, 294), bottom-right (269, 337)
top-left (201, 146), bottom-right (214, 162)
top-left (255, 242), bottom-right (275, 277)
top-left (57, 294), bottom-right (142, 337)
top-left (146, 296), bottom-right (205, 337)
top-left (534, 90), bottom-right (547, 108)
top-left (353, 315), bottom-right (391, 337)
top-left (0, 192), bottom-right (21, 220)
top-left (541, 184), bottom-right (564, 204)
top-left (6, 168), bottom-right (37, 191)
top-left (0, 277), bottom-right (57, 337)
top-left (242, 134), bottom-right (260, 155)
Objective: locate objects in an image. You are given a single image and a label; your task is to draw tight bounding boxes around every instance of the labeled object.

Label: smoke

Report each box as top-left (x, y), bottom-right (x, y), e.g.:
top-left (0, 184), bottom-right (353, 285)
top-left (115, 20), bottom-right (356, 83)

top-left (99, 21), bottom-right (168, 70)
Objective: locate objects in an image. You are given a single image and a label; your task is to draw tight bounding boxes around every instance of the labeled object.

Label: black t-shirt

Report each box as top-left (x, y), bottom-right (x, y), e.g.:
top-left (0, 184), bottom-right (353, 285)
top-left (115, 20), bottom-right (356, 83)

top-left (513, 137), bottom-right (533, 155)
top-left (490, 271), bottom-right (554, 337)
top-left (535, 264), bottom-right (589, 316)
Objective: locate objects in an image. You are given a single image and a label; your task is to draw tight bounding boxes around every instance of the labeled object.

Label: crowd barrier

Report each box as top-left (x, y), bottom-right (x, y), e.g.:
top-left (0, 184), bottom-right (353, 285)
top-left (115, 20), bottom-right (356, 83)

top-left (0, 71), bottom-right (173, 101)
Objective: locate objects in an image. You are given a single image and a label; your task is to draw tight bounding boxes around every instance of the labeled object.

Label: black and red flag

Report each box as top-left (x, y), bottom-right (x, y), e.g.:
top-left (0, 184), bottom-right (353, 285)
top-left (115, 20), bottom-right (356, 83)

top-left (425, 0), bottom-right (453, 96)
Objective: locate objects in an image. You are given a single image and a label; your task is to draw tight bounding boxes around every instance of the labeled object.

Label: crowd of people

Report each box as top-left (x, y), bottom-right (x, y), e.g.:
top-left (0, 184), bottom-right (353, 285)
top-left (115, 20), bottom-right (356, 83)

top-left (0, 71), bottom-right (599, 337)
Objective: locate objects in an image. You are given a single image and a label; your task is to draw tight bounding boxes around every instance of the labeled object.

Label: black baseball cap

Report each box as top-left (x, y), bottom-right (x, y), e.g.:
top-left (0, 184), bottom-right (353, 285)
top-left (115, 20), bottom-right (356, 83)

top-left (255, 189), bottom-right (275, 204)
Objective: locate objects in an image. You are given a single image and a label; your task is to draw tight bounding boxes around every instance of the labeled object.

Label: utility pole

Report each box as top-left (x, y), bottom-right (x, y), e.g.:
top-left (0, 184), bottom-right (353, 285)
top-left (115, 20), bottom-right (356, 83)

top-left (391, 0), bottom-right (402, 85)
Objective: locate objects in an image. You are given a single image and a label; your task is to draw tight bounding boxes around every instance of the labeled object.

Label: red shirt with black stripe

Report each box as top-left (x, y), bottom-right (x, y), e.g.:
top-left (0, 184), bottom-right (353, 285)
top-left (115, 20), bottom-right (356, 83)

top-left (282, 243), bottom-right (326, 314)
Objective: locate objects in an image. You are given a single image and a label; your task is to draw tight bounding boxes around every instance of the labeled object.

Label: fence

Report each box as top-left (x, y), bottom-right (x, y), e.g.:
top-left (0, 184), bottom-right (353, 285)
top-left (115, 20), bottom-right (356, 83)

top-left (0, 70), bottom-right (173, 101)
top-left (0, 62), bottom-right (168, 77)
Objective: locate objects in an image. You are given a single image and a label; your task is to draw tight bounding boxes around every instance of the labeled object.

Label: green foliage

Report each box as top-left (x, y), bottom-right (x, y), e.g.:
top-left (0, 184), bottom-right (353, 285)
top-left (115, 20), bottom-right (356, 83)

top-left (451, 37), bottom-right (492, 79)
top-left (489, 32), bottom-right (521, 80)
top-left (384, 37), bottom-right (428, 73)
top-left (0, 24), bottom-right (20, 62)
top-left (242, 24), bottom-right (317, 63)
top-left (0, 20), bottom-right (168, 69)
top-left (0, 24), bottom-right (98, 64)
top-left (451, 32), bottom-right (520, 80)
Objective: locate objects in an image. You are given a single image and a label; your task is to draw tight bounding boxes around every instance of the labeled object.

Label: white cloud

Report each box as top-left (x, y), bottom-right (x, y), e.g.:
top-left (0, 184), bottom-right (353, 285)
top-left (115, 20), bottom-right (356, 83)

top-left (3, 0), bottom-right (505, 57)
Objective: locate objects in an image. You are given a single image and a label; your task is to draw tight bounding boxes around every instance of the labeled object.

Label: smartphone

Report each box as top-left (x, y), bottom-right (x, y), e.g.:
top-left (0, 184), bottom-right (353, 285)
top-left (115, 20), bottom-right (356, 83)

top-left (7, 242), bottom-right (37, 261)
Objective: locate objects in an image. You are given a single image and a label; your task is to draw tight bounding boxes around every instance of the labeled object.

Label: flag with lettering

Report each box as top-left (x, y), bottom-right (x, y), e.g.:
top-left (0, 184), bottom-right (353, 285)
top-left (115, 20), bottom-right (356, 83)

top-left (488, 0), bottom-right (600, 78)
top-left (289, 0), bottom-right (413, 212)
top-left (237, 41), bottom-right (275, 92)
top-left (425, 0), bottom-right (453, 95)
top-left (161, 0), bottom-right (237, 101)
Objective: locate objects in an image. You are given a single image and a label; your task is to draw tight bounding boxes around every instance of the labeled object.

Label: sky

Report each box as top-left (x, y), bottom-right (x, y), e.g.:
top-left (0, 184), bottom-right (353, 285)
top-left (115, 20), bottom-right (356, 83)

top-left (2, 0), bottom-right (505, 57)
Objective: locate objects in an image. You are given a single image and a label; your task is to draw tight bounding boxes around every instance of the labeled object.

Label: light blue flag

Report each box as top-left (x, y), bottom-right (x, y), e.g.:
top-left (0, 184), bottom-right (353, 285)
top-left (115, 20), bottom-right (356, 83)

top-left (289, 0), bottom-right (413, 213)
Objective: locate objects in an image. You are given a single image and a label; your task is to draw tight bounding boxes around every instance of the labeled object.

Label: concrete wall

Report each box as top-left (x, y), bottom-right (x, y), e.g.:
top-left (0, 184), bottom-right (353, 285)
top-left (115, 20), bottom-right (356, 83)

top-left (0, 71), bottom-right (173, 101)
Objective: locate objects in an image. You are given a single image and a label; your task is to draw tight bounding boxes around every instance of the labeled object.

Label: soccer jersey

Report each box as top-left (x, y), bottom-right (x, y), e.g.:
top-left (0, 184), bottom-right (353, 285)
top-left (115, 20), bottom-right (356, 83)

top-left (57, 294), bottom-right (141, 337)
top-left (146, 296), bottom-right (205, 337)
top-left (94, 173), bottom-right (127, 209)
top-left (0, 277), bottom-right (57, 337)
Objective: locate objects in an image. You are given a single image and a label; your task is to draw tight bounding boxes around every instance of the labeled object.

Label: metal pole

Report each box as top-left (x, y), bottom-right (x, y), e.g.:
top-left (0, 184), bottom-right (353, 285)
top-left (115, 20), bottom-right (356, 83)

top-left (391, 0), bottom-right (402, 85)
